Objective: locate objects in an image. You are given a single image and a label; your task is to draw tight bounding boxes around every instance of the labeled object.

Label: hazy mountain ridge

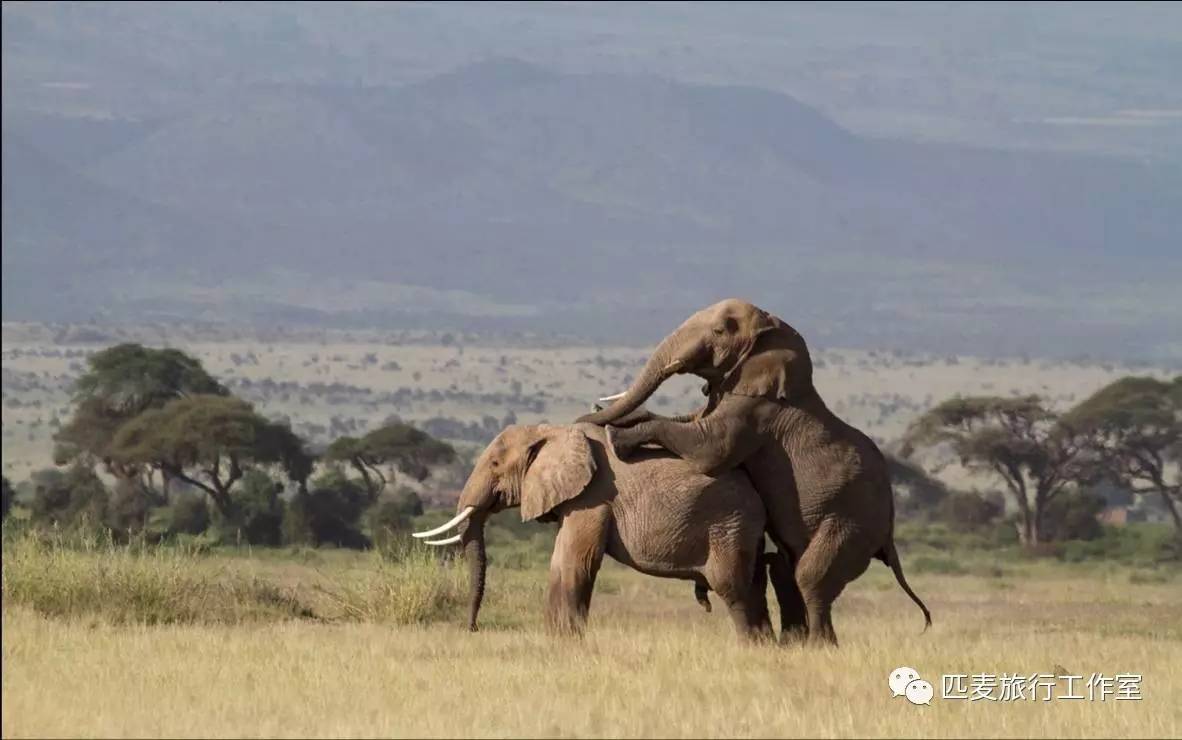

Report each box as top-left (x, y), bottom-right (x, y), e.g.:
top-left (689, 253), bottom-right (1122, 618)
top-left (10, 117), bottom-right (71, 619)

top-left (4, 56), bottom-right (1180, 359)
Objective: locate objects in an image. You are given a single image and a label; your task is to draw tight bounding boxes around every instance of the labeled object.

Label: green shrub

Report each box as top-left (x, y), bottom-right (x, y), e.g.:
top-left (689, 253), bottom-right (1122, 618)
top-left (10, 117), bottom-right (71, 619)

top-left (365, 497), bottom-right (414, 552)
top-left (238, 471), bottom-right (286, 545)
top-left (1, 476), bottom-right (13, 520)
top-left (281, 491), bottom-right (315, 546)
top-left (283, 470), bottom-right (368, 549)
top-left (148, 493), bottom-right (210, 539)
top-left (27, 464), bottom-right (109, 531)
top-left (105, 479), bottom-right (158, 541)
top-left (934, 491), bottom-right (1003, 532)
top-left (1056, 524), bottom-right (1179, 566)
top-left (1043, 490), bottom-right (1106, 542)
top-left (388, 485), bottom-right (424, 517)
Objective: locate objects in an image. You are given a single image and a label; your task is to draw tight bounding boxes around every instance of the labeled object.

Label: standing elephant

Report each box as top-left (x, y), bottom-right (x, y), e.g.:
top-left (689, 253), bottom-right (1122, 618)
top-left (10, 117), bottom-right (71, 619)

top-left (577, 298), bottom-right (931, 646)
top-left (411, 423), bottom-right (774, 640)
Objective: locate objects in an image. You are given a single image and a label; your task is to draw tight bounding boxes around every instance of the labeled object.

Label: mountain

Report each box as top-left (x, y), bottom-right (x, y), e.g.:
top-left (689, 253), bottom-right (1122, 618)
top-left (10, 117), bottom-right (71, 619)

top-left (3, 57), bottom-right (1180, 360)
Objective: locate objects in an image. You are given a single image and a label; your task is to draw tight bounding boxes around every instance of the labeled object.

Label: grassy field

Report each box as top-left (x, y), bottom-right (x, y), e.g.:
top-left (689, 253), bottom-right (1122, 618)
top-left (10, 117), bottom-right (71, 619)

top-left (2, 527), bottom-right (1180, 738)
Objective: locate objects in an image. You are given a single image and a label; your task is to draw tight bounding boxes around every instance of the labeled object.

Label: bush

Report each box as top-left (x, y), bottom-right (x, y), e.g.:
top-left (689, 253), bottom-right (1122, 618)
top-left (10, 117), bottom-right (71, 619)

top-left (1056, 523), bottom-right (1179, 565)
top-left (28, 465), bottom-right (109, 531)
top-left (148, 493), bottom-right (210, 539)
top-left (1, 476), bottom-right (13, 520)
top-left (106, 480), bottom-right (158, 540)
top-left (281, 491), bottom-right (315, 546)
top-left (934, 491), bottom-right (1003, 532)
top-left (282, 470), bottom-right (368, 549)
top-left (209, 471), bottom-right (286, 546)
top-left (365, 486), bottom-right (427, 550)
top-left (366, 499), bottom-right (413, 551)
top-left (1043, 490), bottom-right (1106, 542)
top-left (389, 486), bottom-right (424, 517)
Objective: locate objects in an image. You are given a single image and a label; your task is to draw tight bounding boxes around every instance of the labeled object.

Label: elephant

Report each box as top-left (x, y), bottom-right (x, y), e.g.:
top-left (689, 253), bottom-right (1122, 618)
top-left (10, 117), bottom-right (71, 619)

top-left (411, 422), bottom-right (775, 640)
top-left (577, 298), bottom-right (931, 646)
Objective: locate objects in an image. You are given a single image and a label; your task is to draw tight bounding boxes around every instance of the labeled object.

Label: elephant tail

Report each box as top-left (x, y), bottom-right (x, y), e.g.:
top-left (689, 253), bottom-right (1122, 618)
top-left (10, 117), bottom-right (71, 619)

top-left (878, 538), bottom-right (932, 632)
top-left (694, 582), bottom-right (712, 613)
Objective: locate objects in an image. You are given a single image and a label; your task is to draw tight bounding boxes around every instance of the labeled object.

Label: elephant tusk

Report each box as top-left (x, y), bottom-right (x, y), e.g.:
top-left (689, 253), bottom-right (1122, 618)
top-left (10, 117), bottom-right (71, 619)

top-left (411, 506), bottom-right (475, 538)
top-left (662, 360), bottom-right (684, 374)
top-left (597, 391), bottom-right (627, 403)
top-left (423, 534), bottom-right (462, 546)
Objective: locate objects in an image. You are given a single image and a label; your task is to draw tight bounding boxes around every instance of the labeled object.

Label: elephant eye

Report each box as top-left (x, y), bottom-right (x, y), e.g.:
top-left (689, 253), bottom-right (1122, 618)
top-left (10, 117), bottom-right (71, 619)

top-left (712, 326), bottom-right (725, 336)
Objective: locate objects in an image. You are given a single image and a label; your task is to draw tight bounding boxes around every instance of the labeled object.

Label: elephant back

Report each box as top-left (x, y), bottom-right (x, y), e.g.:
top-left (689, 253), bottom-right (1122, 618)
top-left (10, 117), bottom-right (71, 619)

top-left (577, 425), bottom-right (765, 573)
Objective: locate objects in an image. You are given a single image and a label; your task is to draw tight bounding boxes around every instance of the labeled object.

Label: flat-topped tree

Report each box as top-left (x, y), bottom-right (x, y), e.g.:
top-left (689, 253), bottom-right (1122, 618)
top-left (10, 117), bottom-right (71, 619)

top-left (108, 395), bottom-right (312, 518)
top-left (54, 343), bottom-right (228, 487)
top-left (900, 395), bottom-right (1094, 547)
top-left (73, 343), bottom-right (227, 413)
top-left (1063, 376), bottom-right (1182, 535)
top-left (326, 422), bottom-right (456, 502)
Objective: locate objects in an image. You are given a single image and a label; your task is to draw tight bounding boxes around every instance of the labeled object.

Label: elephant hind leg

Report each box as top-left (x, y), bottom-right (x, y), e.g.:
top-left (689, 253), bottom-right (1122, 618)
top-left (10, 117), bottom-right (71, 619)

top-left (705, 551), bottom-right (774, 643)
top-left (767, 548), bottom-right (808, 644)
top-left (794, 519), bottom-right (873, 648)
top-left (746, 550), bottom-right (774, 638)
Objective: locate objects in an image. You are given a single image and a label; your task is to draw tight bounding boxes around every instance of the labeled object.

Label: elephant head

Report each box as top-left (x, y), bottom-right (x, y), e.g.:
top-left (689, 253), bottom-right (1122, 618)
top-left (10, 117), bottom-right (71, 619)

top-left (578, 298), bottom-right (814, 426)
top-left (411, 424), bottom-right (596, 631)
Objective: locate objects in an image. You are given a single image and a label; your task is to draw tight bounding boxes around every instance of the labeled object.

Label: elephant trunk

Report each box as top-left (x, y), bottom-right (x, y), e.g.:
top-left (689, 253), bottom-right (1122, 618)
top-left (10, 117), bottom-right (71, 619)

top-left (577, 329), bottom-right (701, 425)
top-left (463, 516), bottom-right (487, 632)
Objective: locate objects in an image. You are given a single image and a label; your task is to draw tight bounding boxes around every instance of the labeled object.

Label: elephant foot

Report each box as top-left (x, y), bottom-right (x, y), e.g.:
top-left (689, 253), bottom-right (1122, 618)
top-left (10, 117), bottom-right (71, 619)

top-left (778, 625), bottom-right (808, 646)
top-left (606, 425), bottom-right (643, 459)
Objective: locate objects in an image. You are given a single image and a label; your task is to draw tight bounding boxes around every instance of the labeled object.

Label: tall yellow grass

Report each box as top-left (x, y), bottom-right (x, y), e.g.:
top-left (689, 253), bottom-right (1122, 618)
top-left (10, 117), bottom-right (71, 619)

top-left (2, 537), bottom-right (1180, 738)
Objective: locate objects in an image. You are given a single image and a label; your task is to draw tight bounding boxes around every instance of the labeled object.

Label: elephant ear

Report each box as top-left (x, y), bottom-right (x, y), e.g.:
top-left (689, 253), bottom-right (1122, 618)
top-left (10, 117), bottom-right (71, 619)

top-left (520, 426), bottom-right (597, 522)
top-left (725, 315), bottom-right (813, 402)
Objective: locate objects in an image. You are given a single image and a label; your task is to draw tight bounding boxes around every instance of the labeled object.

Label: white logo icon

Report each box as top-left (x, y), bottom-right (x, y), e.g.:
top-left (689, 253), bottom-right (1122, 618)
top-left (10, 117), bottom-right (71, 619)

top-left (889, 666), bottom-right (933, 706)
top-left (905, 678), bottom-right (934, 705)
top-left (889, 667), bottom-right (920, 698)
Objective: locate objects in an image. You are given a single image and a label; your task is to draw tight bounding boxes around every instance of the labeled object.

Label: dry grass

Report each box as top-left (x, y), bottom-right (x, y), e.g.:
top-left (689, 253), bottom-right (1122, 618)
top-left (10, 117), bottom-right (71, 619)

top-left (0, 531), bottom-right (311, 625)
top-left (2, 541), bottom-right (1180, 739)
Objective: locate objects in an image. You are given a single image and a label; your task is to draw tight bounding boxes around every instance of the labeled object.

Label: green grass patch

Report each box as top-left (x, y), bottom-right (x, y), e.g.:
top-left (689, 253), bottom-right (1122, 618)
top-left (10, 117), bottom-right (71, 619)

top-left (1, 529), bottom-right (311, 625)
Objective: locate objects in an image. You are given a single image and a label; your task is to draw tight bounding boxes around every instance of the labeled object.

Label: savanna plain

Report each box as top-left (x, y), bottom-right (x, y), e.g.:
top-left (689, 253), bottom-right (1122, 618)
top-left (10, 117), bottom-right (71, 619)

top-left (2, 527), bottom-right (1180, 739)
top-left (2, 322), bottom-right (1180, 738)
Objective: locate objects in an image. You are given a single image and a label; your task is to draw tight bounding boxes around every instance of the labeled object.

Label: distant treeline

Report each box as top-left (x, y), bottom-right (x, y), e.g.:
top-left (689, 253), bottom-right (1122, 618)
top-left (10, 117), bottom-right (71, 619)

top-left (2, 343), bottom-right (1179, 558)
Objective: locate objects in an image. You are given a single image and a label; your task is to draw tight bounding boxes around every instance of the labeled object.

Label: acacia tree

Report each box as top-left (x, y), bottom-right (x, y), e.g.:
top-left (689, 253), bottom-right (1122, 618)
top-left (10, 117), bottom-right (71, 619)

top-left (1063, 376), bottom-right (1182, 535)
top-left (900, 395), bottom-right (1093, 547)
top-left (108, 395), bottom-right (312, 518)
top-left (885, 453), bottom-right (950, 517)
top-left (325, 422), bottom-right (455, 502)
top-left (54, 343), bottom-right (227, 498)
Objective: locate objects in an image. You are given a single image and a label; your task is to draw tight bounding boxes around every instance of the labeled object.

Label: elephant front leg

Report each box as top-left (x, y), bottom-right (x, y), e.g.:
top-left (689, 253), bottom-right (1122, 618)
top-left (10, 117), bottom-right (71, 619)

top-left (544, 508), bottom-right (609, 638)
top-left (609, 414), bottom-right (759, 477)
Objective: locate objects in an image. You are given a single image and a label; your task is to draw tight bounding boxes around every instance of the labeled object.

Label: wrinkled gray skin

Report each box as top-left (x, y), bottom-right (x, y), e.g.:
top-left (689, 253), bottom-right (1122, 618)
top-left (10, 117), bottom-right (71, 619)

top-left (578, 298), bottom-right (931, 646)
top-left (453, 423), bottom-right (774, 640)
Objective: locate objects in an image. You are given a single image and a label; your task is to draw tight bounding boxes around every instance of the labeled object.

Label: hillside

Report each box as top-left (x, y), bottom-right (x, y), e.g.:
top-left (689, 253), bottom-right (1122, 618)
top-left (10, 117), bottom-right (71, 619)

top-left (4, 57), bottom-right (1181, 359)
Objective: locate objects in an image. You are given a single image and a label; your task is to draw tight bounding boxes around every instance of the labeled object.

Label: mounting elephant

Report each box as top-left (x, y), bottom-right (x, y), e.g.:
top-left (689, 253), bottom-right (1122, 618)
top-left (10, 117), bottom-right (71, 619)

top-left (411, 423), bottom-right (776, 640)
top-left (578, 298), bottom-right (931, 646)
